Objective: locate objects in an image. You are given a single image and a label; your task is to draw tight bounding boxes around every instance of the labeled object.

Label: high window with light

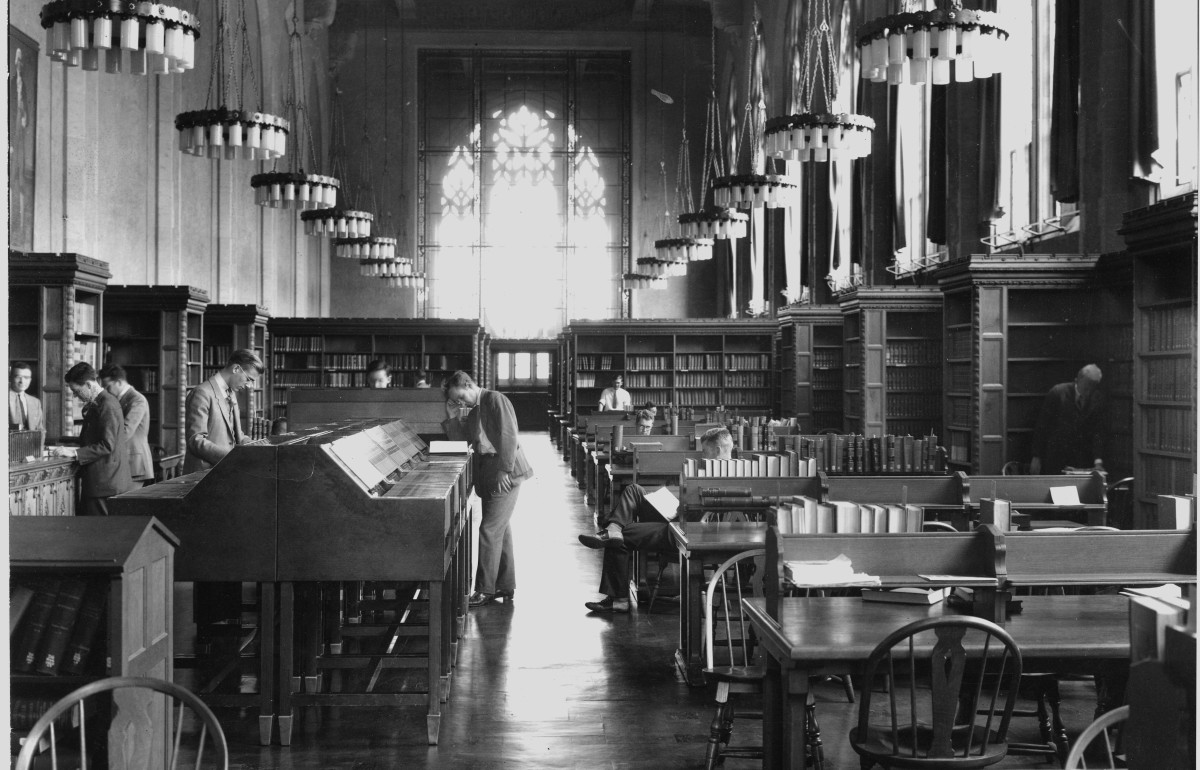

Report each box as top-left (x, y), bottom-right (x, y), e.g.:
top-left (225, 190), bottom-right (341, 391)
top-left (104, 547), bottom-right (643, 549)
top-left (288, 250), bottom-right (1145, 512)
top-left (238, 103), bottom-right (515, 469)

top-left (419, 52), bottom-right (631, 339)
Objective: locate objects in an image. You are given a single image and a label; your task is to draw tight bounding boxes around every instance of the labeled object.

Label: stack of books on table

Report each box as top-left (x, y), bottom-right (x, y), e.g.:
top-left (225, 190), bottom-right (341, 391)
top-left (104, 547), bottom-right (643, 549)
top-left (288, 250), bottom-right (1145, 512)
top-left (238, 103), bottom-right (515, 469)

top-left (783, 556), bottom-right (879, 587)
top-left (773, 498), bottom-right (925, 534)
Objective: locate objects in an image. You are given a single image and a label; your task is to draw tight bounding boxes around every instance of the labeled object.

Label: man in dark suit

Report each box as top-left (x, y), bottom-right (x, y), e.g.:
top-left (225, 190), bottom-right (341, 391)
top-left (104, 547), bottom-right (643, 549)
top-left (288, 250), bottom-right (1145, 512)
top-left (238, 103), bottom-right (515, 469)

top-left (9, 361), bottom-right (44, 431)
top-left (441, 370), bottom-right (534, 607)
top-left (55, 362), bottom-right (132, 515)
top-left (183, 349), bottom-right (264, 474)
top-left (1031, 364), bottom-right (1106, 474)
top-left (99, 364), bottom-right (154, 486)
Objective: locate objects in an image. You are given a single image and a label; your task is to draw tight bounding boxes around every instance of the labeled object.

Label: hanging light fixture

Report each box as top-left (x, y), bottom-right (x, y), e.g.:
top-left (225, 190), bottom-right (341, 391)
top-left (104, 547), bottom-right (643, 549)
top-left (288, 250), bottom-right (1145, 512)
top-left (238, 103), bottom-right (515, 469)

top-left (712, 18), bottom-right (798, 210)
top-left (40, 1), bottom-right (200, 73)
top-left (766, 0), bottom-right (874, 163)
top-left (857, 0), bottom-right (1009, 86)
top-left (623, 272), bottom-right (667, 291)
top-left (658, 118), bottom-right (713, 262)
top-left (300, 86), bottom-right (373, 237)
top-left (250, 5), bottom-right (340, 209)
top-left (175, 0), bottom-right (286, 159)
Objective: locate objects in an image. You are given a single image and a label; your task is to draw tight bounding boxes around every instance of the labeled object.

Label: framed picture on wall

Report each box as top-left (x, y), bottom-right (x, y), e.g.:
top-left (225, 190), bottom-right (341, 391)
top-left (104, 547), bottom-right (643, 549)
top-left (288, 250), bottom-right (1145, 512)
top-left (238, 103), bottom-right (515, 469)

top-left (9, 25), bottom-right (38, 252)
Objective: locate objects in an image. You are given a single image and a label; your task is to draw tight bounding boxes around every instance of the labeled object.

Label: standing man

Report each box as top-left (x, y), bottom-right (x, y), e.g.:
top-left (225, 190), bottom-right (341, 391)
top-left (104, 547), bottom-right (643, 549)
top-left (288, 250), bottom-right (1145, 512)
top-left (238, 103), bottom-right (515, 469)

top-left (1030, 364), bottom-right (1106, 474)
top-left (442, 371), bottom-right (533, 607)
top-left (184, 349), bottom-right (264, 473)
top-left (99, 364), bottom-right (154, 487)
top-left (55, 362), bottom-right (132, 514)
top-left (598, 374), bottom-right (632, 412)
top-left (9, 361), bottom-right (43, 431)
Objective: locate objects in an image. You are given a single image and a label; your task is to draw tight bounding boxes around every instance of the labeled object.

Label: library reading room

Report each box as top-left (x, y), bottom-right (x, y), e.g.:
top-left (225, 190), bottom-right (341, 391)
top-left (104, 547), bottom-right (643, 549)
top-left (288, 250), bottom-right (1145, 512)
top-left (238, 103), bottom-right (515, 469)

top-left (6, 0), bottom-right (1198, 768)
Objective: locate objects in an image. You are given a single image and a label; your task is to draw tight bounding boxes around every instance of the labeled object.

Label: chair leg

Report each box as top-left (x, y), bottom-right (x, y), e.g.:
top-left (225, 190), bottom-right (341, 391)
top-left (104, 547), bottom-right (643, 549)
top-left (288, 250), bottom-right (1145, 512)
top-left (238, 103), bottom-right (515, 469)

top-left (704, 682), bottom-right (731, 770)
top-left (840, 674), bottom-right (855, 704)
top-left (1045, 677), bottom-right (1069, 765)
top-left (647, 553), bottom-right (670, 612)
top-left (805, 696), bottom-right (825, 770)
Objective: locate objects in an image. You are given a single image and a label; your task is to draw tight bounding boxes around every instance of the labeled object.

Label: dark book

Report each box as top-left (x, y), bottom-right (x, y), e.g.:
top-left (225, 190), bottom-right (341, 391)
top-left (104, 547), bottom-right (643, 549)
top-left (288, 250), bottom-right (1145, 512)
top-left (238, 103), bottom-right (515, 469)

top-left (12, 579), bottom-right (62, 673)
top-left (60, 579), bottom-right (109, 676)
top-left (36, 577), bottom-right (90, 675)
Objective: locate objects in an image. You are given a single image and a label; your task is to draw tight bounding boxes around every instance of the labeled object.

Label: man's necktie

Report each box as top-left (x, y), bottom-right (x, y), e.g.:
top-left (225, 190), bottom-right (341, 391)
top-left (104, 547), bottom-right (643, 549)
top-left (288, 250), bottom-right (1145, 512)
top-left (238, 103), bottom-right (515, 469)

top-left (227, 392), bottom-right (243, 441)
top-left (19, 396), bottom-right (28, 430)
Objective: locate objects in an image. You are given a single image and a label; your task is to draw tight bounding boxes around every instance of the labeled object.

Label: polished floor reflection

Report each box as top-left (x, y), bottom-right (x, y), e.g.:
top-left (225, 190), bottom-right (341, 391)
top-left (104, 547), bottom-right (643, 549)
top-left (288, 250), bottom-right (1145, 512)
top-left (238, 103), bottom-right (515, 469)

top-left (220, 432), bottom-right (1105, 769)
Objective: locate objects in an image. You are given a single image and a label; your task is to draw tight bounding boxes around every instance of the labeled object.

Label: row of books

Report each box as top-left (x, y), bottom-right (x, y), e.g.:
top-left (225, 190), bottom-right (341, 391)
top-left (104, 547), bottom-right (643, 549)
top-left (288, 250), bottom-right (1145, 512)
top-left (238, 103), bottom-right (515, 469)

top-left (947, 364), bottom-right (971, 393)
top-left (275, 372), bottom-right (322, 387)
top-left (11, 577), bottom-right (107, 677)
top-left (626, 355), bottom-right (671, 371)
top-left (676, 354), bottom-right (723, 370)
top-left (886, 393), bottom-right (939, 419)
top-left (811, 369), bottom-right (843, 389)
top-left (577, 355), bottom-right (619, 370)
top-left (884, 341), bottom-right (940, 366)
top-left (324, 354), bottom-right (373, 370)
top-left (723, 392), bottom-right (770, 407)
top-left (274, 336), bottom-right (324, 351)
top-left (886, 366), bottom-right (940, 391)
top-left (675, 373), bottom-right (720, 387)
top-left (773, 497), bottom-right (926, 535)
top-left (776, 433), bottom-right (943, 474)
top-left (575, 374), bottom-right (600, 387)
top-left (204, 344), bottom-right (233, 366)
top-left (945, 329), bottom-right (971, 360)
top-left (812, 392), bottom-right (841, 411)
top-left (677, 390), bottom-right (721, 407)
top-left (70, 340), bottom-right (98, 367)
top-left (1142, 405), bottom-right (1196, 453)
top-left (726, 372), bottom-right (767, 388)
top-left (625, 373), bottom-right (671, 387)
top-left (374, 353), bottom-right (423, 369)
top-left (325, 372), bottom-right (368, 387)
top-left (186, 342), bottom-right (202, 363)
top-left (626, 389), bottom-right (672, 404)
top-left (274, 353), bottom-right (321, 369)
top-left (1142, 356), bottom-right (1194, 401)
top-left (684, 452), bottom-right (817, 479)
top-left (72, 301), bottom-right (98, 334)
top-left (812, 350), bottom-right (843, 369)
top-left (726, 353), bottom-right (770, 370)
top-left (1143, 305), bottom-right (1194, 352)
top-left (1125, 584), bottom-right (1193, 665)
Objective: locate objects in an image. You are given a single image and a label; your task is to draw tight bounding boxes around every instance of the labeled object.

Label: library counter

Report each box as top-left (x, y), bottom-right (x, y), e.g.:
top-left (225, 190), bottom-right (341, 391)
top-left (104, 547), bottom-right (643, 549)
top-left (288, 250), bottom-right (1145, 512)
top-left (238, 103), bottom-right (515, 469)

top-left (9, 455), bottom-right (79, 517)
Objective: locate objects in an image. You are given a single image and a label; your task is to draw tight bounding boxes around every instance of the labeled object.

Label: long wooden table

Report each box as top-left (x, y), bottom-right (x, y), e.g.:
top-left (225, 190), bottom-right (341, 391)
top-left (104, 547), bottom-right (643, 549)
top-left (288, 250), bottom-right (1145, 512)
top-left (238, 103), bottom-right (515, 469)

top-left (744, 595), bottom-right (1131, 770)
top-left (669, 521), bottom-right (769, 686)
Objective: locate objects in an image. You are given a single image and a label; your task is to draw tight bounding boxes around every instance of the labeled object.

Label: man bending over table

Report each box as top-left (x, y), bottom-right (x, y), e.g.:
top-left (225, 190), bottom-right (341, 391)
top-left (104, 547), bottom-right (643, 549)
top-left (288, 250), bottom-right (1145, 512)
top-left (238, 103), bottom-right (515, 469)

top-left (578, 426), bottom-right (733, 613)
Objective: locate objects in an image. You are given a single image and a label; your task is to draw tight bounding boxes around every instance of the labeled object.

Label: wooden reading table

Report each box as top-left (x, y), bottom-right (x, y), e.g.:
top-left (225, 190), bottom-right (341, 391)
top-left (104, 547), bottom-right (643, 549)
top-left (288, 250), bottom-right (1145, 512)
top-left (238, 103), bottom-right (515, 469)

top-left (966, 471), bottom-right (1109, 527)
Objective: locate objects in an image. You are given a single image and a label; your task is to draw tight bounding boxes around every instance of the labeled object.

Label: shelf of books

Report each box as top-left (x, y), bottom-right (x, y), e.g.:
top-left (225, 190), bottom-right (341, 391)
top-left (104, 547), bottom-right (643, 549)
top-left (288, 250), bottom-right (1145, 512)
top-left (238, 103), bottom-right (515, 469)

top-left (1120, 192), bottom-right (1198, 526)
top-left (103, 286), bottom-right (210, 453)
top-left (932, 254), bottom-right (1133, 476)
top-left (9, 253), bottom-right (112, 438)
top-left (838, 287), bottom-right (943, 439)
top-left (775, 305), bottom-right (843, 431)
top-left (563, 319), bottom-right (776, 422)
top-left (204, 304), bottom-right (271, 435)
top-left (267, 318), bottom-right (488, 420)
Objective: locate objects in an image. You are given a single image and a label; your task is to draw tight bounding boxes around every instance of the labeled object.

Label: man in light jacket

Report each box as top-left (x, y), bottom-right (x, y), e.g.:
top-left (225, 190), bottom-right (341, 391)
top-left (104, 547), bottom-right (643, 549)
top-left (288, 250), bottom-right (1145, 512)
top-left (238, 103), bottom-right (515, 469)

top-left (99, 364), bottom-right (154, 486)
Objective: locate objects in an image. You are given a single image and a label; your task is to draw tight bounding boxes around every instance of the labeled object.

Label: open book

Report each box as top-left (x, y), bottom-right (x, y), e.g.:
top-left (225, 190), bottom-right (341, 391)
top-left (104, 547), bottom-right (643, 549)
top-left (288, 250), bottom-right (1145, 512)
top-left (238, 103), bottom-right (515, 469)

top-left (643, 486), bottom-right (680, 521)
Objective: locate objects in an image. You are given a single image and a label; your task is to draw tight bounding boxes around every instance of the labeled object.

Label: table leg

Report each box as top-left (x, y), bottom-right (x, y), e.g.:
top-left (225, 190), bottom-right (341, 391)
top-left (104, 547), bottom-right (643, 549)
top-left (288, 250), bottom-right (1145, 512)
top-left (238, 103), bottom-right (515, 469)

top-left (258, 582), bottom-right (275, 747)
top-left (277, 581), bottom-right (294, 746)
top-left (762, 656), bottom-right (782, 770)
top-left (682, 552), bottom-right (706, 687)
top-left (586, 457), bottom-right (596, 506)
top-left (782, 668), bottom-right (813, 770)
top-left (427, 580), bottom-right (443, 745)
top-left (440, 576), bottom-right (453, 701)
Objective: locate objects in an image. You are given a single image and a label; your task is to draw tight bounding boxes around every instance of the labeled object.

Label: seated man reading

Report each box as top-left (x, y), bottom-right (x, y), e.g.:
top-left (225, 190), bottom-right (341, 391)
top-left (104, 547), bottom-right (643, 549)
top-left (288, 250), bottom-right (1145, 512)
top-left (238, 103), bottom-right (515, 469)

top-left (578, 426), bottom-right (734, 614)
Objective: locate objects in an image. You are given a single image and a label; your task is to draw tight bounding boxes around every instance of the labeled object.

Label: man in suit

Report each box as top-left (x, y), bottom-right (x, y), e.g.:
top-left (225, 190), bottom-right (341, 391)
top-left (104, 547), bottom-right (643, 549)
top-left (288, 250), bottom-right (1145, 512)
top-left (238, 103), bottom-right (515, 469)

top-left (99, 364), bottom-right (154, 486)
top-left (183, 349), bottom-right (264, 473)
top-left (1030, 364), bottom-right (1106, 475)
top-left (55, 362), bottom-right (132, 515)
top-left (441, 370), bottom-right (534, 607)
top-left (597, 374), bottom-right (632, 412)
top-left (9, 361), bottom-right (44, 431)
top-left (578, 426), bottom-right (733, 614)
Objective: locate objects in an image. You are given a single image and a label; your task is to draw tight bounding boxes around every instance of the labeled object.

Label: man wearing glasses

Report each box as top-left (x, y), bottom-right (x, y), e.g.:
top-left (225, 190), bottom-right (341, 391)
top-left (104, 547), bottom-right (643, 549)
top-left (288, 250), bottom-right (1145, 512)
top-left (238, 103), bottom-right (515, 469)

top-left (55, 362), bottom-right (132, 515)
top-left (183, 349), bottom-right (264, 473)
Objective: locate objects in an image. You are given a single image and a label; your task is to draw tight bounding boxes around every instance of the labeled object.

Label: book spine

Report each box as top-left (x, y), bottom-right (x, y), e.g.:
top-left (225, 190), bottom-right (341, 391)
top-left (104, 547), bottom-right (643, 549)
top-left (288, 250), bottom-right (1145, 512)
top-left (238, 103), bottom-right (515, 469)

top-left (35, 578), bottom-right (89, 675)
top-left (59, 580), bottom-right (109, 676)
top-left (12, 579), bottom-right (62, 673)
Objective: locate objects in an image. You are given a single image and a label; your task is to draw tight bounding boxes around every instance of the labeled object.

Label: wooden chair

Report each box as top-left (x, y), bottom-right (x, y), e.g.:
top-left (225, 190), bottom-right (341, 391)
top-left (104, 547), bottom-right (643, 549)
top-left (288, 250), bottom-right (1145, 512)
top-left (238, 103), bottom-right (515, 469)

top-left (850, 616), bottom-right (1023, 770)
top-left (14, 676), bottom-right (229, 770)
top-left (1063, 705), bottom-right (1129, 769)
top-left (152, 444), bottom-right (185, 482)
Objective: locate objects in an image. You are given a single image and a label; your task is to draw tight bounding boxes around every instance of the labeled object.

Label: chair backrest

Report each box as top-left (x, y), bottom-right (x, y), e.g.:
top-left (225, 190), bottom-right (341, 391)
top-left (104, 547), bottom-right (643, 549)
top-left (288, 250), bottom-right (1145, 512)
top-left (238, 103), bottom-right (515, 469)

top-left (632, 448), bottom-right (702, 486)
top-left (1062, 705), bottom-right (1130, 769)
top-left (854, 616), bottom-right (1023, 762)
top-left (699, 509), bottom-right (764, 524)
top-left (967, 471), bottom-right (1107, 506)
top-left (704, 549), bottom-right (766, 670)
top-left (158, 452), bottom-right (185, 481)
top-left (14, 675), bottom-right (228, 770)
top-left (996, 527), bottom-right (1197, 586)
top-left (627, 434), bottom-right (693, 452)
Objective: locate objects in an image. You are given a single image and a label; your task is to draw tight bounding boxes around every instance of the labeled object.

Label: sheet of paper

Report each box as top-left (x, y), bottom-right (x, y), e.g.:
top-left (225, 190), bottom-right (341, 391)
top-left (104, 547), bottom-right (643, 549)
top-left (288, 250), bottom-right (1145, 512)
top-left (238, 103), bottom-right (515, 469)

top-left (428, 440), bottom-right (471, 454)
top-left (1049, 486), bottom-right (1082, 505)
top-left (644, 485), bottom-right (680, 521)
top-left (918, 574), bottom-right (997, 585)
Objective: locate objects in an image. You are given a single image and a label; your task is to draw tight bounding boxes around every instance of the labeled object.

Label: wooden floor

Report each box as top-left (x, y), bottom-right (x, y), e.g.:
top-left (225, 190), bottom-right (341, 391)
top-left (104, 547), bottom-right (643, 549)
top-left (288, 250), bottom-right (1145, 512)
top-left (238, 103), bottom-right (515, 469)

top-left (217, 431), bottom-right (1101, 769)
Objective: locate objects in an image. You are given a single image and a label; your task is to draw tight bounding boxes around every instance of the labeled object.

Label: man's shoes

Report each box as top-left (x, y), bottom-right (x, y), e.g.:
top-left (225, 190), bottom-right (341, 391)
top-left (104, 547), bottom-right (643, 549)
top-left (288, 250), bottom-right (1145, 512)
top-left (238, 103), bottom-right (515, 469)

top-left (584, 596), bottom-right (630, 614)
top-left (495, 589), bottom-right (515, 601)
top-left (578, 530), bottom-right (625, 549)
top-left (468, 591), bottom-right (495, 607)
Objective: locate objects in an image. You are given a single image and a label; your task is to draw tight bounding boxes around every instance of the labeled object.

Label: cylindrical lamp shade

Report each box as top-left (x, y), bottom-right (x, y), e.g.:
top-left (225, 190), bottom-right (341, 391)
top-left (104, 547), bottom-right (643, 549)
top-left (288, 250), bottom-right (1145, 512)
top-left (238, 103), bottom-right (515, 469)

top-left (856, 5), bottom-right (1008, 86)
top-left (176, 110), bottom-right (288, 161)
top-left (40, 2), bottom-right (200, 73)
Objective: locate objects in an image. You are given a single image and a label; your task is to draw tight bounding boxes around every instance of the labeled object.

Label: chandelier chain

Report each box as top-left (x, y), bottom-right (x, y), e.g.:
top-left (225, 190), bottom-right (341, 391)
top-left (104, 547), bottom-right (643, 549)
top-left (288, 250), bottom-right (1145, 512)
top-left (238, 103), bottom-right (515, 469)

top-left (799, 0), bottom-right (837, 114)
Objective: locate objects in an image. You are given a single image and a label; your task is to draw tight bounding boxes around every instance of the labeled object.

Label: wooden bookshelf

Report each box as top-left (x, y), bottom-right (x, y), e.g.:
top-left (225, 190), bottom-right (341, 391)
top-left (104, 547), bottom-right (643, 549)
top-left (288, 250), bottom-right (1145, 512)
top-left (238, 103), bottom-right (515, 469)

top-left (932, 255), bottom-right (1133, 476)
top-left (103, 286), bottom-right (210, 454)
top-left (775, 305), bottom-right (843, 431)
top-left (203, 304), bottom-right (271, 432)
top-left (563, 319), bottom-right (776, 422)
top-left (8, 252), bottom-right (111, 438)
top-left (267, 318), bottom-right (488, 420)
top-left (1119, 192), bottom-right (1197, 526)
top-left (838, 287), bottom-right (943, 439)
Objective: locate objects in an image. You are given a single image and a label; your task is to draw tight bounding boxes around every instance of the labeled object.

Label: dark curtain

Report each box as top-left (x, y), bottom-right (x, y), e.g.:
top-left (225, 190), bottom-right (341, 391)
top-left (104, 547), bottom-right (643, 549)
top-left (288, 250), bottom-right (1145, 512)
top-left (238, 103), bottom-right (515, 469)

top-left (1128, 0), bottom-right (1158, 180)
top-left (851, 81), bottom-right (866, 276)
top-left (890, 87), bottom-right (909, 252)
top-left (926, 83), bottom-right (948, 244)
top-left (975, 0), bottom-right (1002, 222)
top-left (1050, 0), bottom-right (1080, 203)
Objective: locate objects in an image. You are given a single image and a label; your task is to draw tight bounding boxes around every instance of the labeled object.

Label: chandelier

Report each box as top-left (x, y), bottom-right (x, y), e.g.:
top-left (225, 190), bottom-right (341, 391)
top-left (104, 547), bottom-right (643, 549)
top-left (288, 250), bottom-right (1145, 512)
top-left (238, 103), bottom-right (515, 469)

top-left (712, 18), bottom-right (798, 209)
top-left (40, 1), bottom-right (199, 73)
top-left (657, 119), bottom-right (712, 262)
top-left (623, 272), bottom-right (667, 291)
top-left (765, 0), bottom-right (874, 163)
top-left (679, 209), bottom-right (748, 240)
top-left (301, 207), bottom-right (373, 237)
top-left (176, 0), bottom-right (286, 160)
top-left (251, 5), bottom-right (339, 209)
top-left (857, 0), bottom-right (1009, 86)
top-left (300, 85), bottom-right (372, 236)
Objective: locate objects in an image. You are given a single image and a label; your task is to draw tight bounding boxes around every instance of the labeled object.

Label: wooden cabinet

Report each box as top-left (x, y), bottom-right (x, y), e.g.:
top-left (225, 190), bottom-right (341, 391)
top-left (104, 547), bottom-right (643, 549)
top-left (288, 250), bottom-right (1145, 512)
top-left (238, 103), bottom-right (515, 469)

top-left (103, 286), bottom-right (210, 454)
top-left (8, 252), bottom-right (111, 437)
top-left (10, 516), bottom-right (177, 765)
top-left (1120, 192), bottom-right (1197, 526)
top-left (9, 457), bottom-right (78, 516)
top-left (563, 319), bottom-right (776, 422)
top-left (268, 318), bottom-right (489, 420)
top-left (775, 305), bottom-right (843, 430)
top-left (839, 287), bottom-right (943, 439)
top-left (204, 304), bottom-right (270, 434)
top-left (931, 255), bottom-right (1133, 476)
